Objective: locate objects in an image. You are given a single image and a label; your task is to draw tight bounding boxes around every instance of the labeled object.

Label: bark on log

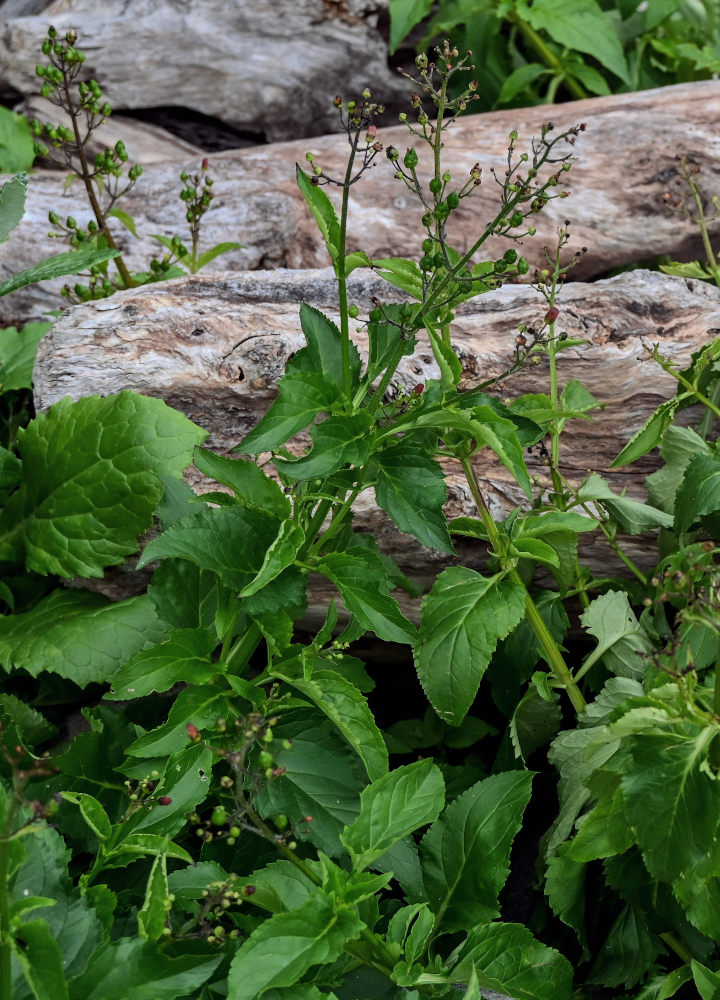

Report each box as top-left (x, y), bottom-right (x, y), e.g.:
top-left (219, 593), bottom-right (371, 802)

top-left (3, 81), bottom-right (719, 326)
top-left (33, 267), bottom-right (720, 610)
top-left (0, 0), bottom-right (407, 141)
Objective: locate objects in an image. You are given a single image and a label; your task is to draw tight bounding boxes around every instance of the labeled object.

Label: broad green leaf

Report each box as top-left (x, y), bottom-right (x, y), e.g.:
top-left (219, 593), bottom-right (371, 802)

top-left (274, 669), bottom-right (387, 781)
top-left (421, 771), bottom-right (533, 932)
top-left (497, 62), bottom-right (550, 104)
top-left (545, 851), bottom-right (587, 944)
top-left (138, 850), bottom-right (170, 942)
top-left (0, 322), bottom-right (51, 392)
top-left (634, 967), bottom-right (693, 1000)
top-left (341, 759), bottom-right (445, 871)
top-left (692, 960), bottom-right (720, 1000)
top-left (130, 743), bottom-right (214, 836)
top-left (510, 536), bottom-right (559, 567)
top-left (647, 424), bottom-right (711, 513)
top-left (415, 568), bottom-right (526, 725)
top-left (137, 505), bottom-right (280, 591)
top-left (518, 511), bottom-right (596, 538)
top-left (589, 902), bottom-right (660, 989)
top-left (108, 206), bottom-right (139, 236)
top-left (0, 173), bottom-right (27, 244)
top-left (193, 448), bottom-right (290, 516)
top-left (453, 921), bottom-right (574, 1000)
top-left (10, 825), bottom-right (104, 983)
top-left (611, 399), bottom-right (678, 467)
top-left (0, 247), bottom-right (121, 298)
top-left (471, 406), bottom-right (532, 499)
top-left (0, 590), bottom-right (168, 685)
top-left (296, 166), bottom-right (341, 262)
top-left (0, 392), bottom-right (206, 577)
top-left (237, 372), bottom-right (340, 454)
top-left (0, 692), bottom-right (56, 747)
top-left (659, 260), bottom-right (712, 281)
top-left (125, 684), bottom-right (228, 757)
top-left (510, 687), bottom-right (562, 762)
top-left (621, 732), bottom-right (720, 882)
top-left (274, 412), bottom-right (373, 480)
top-left (388, 0), bottom-right (433, 51)
top-left (227, 891), bottom-right (363, 1000)
top-left (148, 558), bottom-right (226, 631)
top-left (67, 939), bottom-right (221, 1000)
top-left (258, 714), bottom-right (367, 856)
top-left (108, 627), bottom-right (217, 699)
top-left (365, 301), bottom-right (419, 382)
top-left (315, 552), bottom-right (417, 644)
top-left (299, 302), bottom-right (361, 391)
top-left (12, 919), bottom-right (68, 1000)
top-left (517, 0), bottom-right (630, 82)
top-left (675, 452), bottom-right (720, 534)
top-left (375, 441), bottom-right (453, 553)
top-left (240, 522), bottom-right (305, 599)
top-left (104, 833), bottom-right (192, 868)
top-left (578, 590), bottom-right (653, 681)
top-left (564, 789), bottom-right (634, 863)
top-left (0, 444), bottom-right (22, 494)
top-left (577, 473), bottom-right (673, 533)
top-left (233, 859), bottom-right (316, 914)
top-left (60, 792), bottom-right (112, 842)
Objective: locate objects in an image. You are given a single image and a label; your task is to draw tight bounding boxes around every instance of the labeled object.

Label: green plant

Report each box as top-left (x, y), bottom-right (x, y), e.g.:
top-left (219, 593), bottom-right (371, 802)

top-left (30, 26), bottom-right (242, 303)
top-left (388, 0), bottom-right (720, 110)
top-left (0, 107), bottom-right (35, 174)
top-left (3, 33), bottom-right (720, 1000)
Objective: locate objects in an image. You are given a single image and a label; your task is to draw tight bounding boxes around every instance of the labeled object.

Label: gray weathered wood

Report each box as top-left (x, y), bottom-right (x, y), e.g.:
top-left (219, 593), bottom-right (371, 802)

top-left (3, 81), bottom-right (719, 326)
top-left (33, 267), bottom-right (720, 608)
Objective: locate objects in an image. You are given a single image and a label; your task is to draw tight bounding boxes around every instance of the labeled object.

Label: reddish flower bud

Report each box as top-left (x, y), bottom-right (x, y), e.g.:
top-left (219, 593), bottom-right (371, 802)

top-left (413, 383), bottom-right (425, 395)
top-left (545, 307), bottom-right (559, 323)
top-left (187, 723), bottom-right (201, 741)
top-left (201, 157), bottom-right (210, 170)
top-left (157, 796), bottom-right (172, 806)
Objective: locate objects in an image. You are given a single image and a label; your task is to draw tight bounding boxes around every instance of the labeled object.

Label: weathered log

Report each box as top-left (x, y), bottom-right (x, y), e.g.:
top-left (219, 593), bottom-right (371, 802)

top-left (33, 267), bottom-right (720, 609)
top-left (3, 81), bottom-right (719, 326)
top-left (0, 0), bottom-right (407, 141)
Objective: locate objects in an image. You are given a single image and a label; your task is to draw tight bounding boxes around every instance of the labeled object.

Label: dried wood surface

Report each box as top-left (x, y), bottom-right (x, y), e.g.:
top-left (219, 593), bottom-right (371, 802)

top-left (34, 267), bottom-right (720, 612)
top-left (3, 81), bottom-right (719, 326)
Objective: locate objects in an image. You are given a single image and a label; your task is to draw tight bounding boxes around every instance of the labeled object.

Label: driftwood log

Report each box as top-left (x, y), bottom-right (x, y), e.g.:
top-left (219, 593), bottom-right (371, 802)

top-left (3, 81), bottom-right (720, 326)
top-left (33, 267), bottom-right (720, 613)
top-left (0, 0), bottom-right (407, 142)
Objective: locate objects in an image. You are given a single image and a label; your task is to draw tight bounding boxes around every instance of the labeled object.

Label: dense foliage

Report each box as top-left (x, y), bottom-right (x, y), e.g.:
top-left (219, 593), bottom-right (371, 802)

top-left (1, 13), bottom-right (720, 1000)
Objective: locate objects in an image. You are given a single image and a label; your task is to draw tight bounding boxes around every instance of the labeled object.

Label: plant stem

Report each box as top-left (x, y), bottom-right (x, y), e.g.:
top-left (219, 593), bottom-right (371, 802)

top-left (649, 344), bottom-right (720, 422)
top-left (507, 13), bottom-right (589, 101)
top-left (0, 793), bottom-right (21, 1000)
top-left (659, 931), bottom-right (694, 965)
top-left (460, 455), bottom-right (586, 713)
top-left (224, 622), bottom-right (263, 676)
top-left (63, 76), bottom-right (134, 289)
top-left (338, 131), bottom-right (361, 399)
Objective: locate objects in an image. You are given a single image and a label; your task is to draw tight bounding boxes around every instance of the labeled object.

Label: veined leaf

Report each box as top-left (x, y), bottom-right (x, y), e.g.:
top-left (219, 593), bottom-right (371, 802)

top-left (125, 684), bottom-right (228, 757)
top-left (366, 302), bottom-right (418, 382)
top-left (375, 441), bottom-right (453, 553)
top-left (421, 771), bottom-right (533, 932)
top-left (0, 172), bottom-right (27, 244)
top-left (299, 302), bottom-right (361, 391)
top-left (227, 891), bottom-right (363, 1000)
top-left (296, 165), bottom-right (341, 263)
top-left (193, 448), bottom-right (290, 516)
top-left (415, 568), bottom-right (525, 725)
top-left (0, 391), bottom-right (206, 577)
top-left (195, 240), bottom-right (244, 269)
top-left (274, 668), bottom-right (387, 781)
top-left (137, 850), bottom-right (171, 942)
top-left (107, 627), bottom-right (218, 699)
top-left (692, 960), bottom-right (720, 1000)
top-left (611, 399), bottom-right (678, 468)
top-left (315, 552), bottom-right (417, 644)
top-left (0, 246), bottom-right (121, 298)
top-left (647, 425), bottom-right (711, 514)
top-left (236, 371), bottom-right (340, 454)
top-left (675, 452), bottom-right (720, 534)
top-left (0, 321), bottom-right (51, 392)
top-left (578, 590), bottom-right (652, 681)
top-left (388, 0), bottom-right (433, 52)
top-left (12, 920), bottom-right (69, 1000)
top-left (342, 759), bottom-right (445, 871)
top-left (274, 412), bottom-right (373, 481)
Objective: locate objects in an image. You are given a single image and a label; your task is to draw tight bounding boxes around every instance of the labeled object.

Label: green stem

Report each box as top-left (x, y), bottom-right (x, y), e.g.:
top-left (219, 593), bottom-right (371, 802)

top-left (651, 346), bottom-right (720, 423)
top-left (338, 132), bottom-right (361, 399)
top-left (63, 74), bottom-right (134, 290)
top-left (0, 794), bottom-right (21, 1000)
top-left (308, 475), bottom-right (366, 557)
top-left (507, 13), bottom-right (589, 101)
top-left (460, 456), bottom-right (586, 713)
top-left (659, 931), bottom-right (694, 965)
top-left (224, 622), bottom-right (263, 676)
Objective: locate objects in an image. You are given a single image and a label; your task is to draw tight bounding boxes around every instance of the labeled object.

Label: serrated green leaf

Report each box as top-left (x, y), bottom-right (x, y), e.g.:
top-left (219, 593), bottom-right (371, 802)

top-left (299, 302), bottom-right (361, 391)
top-left (67, 939), bottom-right (221, 1000)
top-left (129, 743), bottom-right (214, 837)
top-left (375, 441), bottom-right (453, 553)
top-left (421, 771), bottom-right (533, 932)
top-left (589, 902), bottom-right (660, 989)
top-left (193, 448), bottom-right (290, 516)
top-left (60, 792), bottom-right (112, 841)
top-left (107, 627), bottom-right (218, 699)
top-left (274, 669), bottom-right (387, 781)
top-left (342, 759), bottom-right (445, 871)
top-left (692, 960), bottom-right (720, 1000)
top-left (237, 372), bottom-right (340, 454)
top-left (274, 412), bottom-right (373, 481)
top-left (415, 568), bottom-right (526, 725)
top-left (517, 0), bottom-right (630, 82)
top-left (125, 685), bottom-right (228, 757)
top-left (0, 590), bottom-right (168, 685)
top-left (365, 302), bottom-right (418, 382)
top-left (611, 399), bottom-right (678, 468)
top-left (647, 424), bottom-right (711, 513)
top-left (545, 850), bottom-right (587, 945)
top-left (0, 692), bottom-right (56, 747)
top-left (147, 558), bottom-right (226, 631)
top-left (12, 919), bottom-right (69, 1000)
top-left (296, 165), bottom-right (341, 262)
top-left (315, 552), bottom-right (417, 644)
top-left (0, 391), bottom-right (206, 577)
top-left (510, 686), bottom-right (562, 762)
top-left (453, 921), bottom-right (574, 1000)
top-left (675, 452), bottom-right (720, 534)
top-left (621, 732), bottom-right (720, 882)
top-left (137, 505), bottom-right (280, 591)
top-left (578, 472), bottom-right (673, 533)
top-left (0, 247), bottom-right (121, 298)
top-left (227, 890), bottom-right (363, 1000)
top-left (0, 321), bottom-right (51, 392)
top-left (578, 590), bottom-right (652, 681)
top-left (510, 536), bottom-right (559, 567)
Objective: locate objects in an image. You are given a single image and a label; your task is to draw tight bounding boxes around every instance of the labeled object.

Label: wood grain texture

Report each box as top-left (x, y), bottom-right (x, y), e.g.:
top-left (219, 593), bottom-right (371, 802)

top-left (34, 266), bottom-right (720, 612)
